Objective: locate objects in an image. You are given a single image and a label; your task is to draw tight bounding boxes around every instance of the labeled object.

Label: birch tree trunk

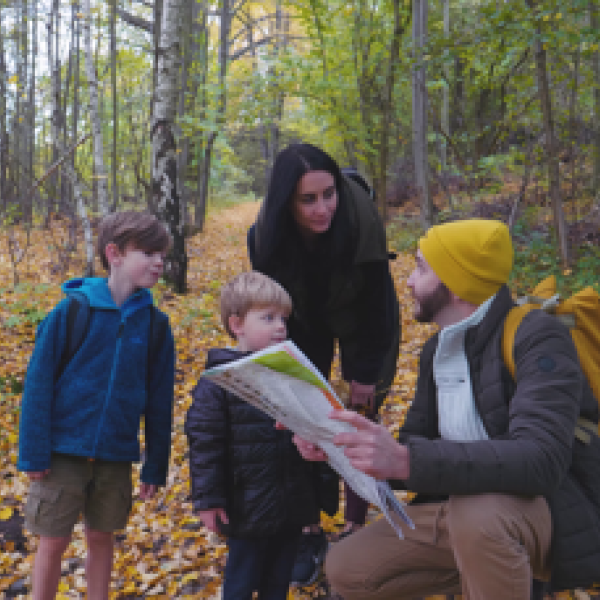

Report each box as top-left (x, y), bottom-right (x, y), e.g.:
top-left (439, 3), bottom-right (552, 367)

top-left (83, 0), bottom-right (109, 215)
top-left (14, 0), bottom-right (24, 211)
top-left (527, 0), bottom-right (569, 266)
top-left (28, 0), bottom-right (37, 217)
top-left (110, 0), bottom-right (118, 210)
top-left (0, 13), bottom-right (8, 207)
top-left (193, 0), bottom-right (209, 229)
top-left (48, 3), bottom-right (94, 275)
top-left (412, 0), bottom-right (433, 230)
top-left (152, 0), bottom-right (187, 293)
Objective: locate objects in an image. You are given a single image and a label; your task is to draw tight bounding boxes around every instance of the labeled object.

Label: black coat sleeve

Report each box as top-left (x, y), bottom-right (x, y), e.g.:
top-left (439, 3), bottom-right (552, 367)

top-left (185, 379), bottom-right (229, 512)
top-left (339, 261), bottom-right (398, 385)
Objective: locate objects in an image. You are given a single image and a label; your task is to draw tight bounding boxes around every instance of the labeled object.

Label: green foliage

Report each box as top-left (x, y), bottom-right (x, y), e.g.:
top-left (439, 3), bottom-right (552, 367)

top-left (0, 376), bottom-right (24, 395)
top-left (387, 217), bottom-right (422, 253)
top-left (511, 218), bottom-right (600, 297)
top-left (1, 284), bottom-right (51, 330)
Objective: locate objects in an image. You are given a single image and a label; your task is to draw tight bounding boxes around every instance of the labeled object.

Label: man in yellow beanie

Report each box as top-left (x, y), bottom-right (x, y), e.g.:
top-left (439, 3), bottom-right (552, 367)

top-left (293, 218), bottom-right (600, 599)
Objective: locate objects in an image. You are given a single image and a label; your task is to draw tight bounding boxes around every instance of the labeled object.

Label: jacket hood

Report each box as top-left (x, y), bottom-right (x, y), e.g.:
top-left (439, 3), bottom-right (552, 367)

top-left (205, 347), bottom-right (249, 369)
top-left (62, 277), bottom-right (154, 317)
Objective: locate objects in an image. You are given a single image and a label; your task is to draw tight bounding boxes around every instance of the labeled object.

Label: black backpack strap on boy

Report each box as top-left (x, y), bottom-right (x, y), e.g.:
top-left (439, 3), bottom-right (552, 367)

top-left (56, 295), bottom-right (168, 388)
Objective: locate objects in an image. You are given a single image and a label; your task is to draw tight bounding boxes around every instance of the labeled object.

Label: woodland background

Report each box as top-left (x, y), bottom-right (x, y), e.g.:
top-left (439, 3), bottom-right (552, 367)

top-left (0, 0), bottom-right (600, 597)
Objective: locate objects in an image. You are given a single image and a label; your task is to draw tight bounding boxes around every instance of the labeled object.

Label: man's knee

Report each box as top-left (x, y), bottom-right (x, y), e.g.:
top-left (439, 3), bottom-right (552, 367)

top-left (448, 495), bottom-right (512, 547)
top-left (325, 539), bottom-right (355, 591)
top-left (448, 494), bottom-right (547, 557)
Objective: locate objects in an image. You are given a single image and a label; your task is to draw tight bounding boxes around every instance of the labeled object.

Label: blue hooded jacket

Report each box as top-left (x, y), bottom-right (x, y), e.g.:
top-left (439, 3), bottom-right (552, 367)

top-left (18, 277), bottom-right (175, 485)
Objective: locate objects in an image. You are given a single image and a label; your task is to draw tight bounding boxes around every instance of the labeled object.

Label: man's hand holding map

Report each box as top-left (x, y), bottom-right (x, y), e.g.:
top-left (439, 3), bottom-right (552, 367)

top-left (202, 340), bottom-right (414, 538)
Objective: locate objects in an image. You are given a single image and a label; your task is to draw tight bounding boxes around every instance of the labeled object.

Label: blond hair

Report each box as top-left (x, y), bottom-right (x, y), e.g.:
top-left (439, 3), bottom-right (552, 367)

top-left (220, 271), bottom-right (292, 338)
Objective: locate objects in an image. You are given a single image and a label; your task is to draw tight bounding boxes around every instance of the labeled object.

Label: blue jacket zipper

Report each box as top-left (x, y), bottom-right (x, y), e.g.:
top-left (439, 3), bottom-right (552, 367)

top-left (92, 319), bottom-right (125, 456)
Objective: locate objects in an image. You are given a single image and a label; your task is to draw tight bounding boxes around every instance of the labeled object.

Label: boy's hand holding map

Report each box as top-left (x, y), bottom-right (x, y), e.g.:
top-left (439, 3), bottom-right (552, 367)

top-left (202, 340), bottom-right (414, 538)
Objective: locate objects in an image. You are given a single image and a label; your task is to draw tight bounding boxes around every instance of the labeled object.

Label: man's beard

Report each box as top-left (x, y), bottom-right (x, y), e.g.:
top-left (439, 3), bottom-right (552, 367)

top-left (415, 281), bottom-right (452, 323)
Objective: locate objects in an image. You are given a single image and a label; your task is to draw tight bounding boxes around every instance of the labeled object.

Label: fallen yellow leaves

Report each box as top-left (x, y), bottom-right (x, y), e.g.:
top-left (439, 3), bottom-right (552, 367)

top-left (0, 201), bottom-right (432, 598)
top-left (0, 507), bottom-right (13, 521)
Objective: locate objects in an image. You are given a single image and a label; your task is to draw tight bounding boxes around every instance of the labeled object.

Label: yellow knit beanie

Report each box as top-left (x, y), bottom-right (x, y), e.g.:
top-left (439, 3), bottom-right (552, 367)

top-left (419, 219), bottom-right (513, 305)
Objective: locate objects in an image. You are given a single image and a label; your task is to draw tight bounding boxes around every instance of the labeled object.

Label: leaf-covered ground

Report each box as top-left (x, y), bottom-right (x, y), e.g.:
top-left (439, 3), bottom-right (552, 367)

top-left (0, 201), bottom-right (586, 599)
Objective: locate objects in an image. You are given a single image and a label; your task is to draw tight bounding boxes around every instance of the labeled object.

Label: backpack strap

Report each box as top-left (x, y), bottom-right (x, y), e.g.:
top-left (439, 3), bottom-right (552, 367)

top-left (501, 304), bottom-right (533, 380)
top-left (56, 294), bottom-right (91, 381)
top-left (501, 304), bottom-right (594, 444)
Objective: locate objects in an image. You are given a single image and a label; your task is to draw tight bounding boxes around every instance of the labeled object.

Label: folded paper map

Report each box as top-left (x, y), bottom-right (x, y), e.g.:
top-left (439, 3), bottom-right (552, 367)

top-left (203, 340), bottom-right (414, 538)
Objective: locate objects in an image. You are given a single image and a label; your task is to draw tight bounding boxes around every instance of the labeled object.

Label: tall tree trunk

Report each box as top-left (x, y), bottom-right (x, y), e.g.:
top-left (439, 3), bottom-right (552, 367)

top-left (267, 2), bottom-right (284, 183)
top-left (527, 0), bottom-right (569, 266)
top-left (568, 47), bottom-right (579, 204)
top-left (451, 56), bottom-right (464, 140)
top-left (48, 0), bottom-right (61, 216)
top-left (110, 0), bottom-right (118, 210)
top-left (83, 0), bottom-right (109, 215)
top-left (196, 0), bottom-right (229, 228)
top-left (72, 1), bottom-right (80, 180)
top-left (152, 0), bottom-right (164, 117)
top-left (28, 0), bottom-right (37, 220)
top-left (0, 12), bottom-right (8, 208)
top-left (14, 0), bottom-right (24, 214)
top-left (440, 0), bottom-right (449, 171)
top-left (377, 0), bottom-right (404, 221)
top-left (412, 0), bottom-right (432, 229)
top-left (48, 0), bottom-right (93, 275)
top-left (194, 0), bottom-right (209, 229)
top-left (152, 0), bottom-right (187, 293)
top-left (591, 0), bottom-right (600, 194)
top-left (177, 0), bottom-right (193, 229)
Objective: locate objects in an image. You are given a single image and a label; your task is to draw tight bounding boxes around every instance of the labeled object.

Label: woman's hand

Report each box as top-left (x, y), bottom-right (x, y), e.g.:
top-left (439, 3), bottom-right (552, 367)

top-left (197, 508), bottom-right (229, 534)
top-left (292, 434), bottom-right (328, 462)
top-left (349, 381), bottom-right (376, 413)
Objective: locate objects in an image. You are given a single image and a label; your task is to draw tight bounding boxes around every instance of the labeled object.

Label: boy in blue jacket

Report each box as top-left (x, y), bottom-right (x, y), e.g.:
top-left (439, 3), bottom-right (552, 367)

top-left (18, 211), bottom-right (175, 600)
top-left (185, 271), bottom-right (339, 600)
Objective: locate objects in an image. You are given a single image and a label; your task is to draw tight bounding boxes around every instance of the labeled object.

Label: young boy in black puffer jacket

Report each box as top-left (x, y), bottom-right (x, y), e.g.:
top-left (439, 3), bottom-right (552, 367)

top-left (185, 271), bottom-right (339, 600)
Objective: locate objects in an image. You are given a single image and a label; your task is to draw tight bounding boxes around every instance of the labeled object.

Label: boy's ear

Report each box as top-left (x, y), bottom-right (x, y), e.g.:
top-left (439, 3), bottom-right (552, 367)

top-left (228, 314), bottom-right (243, 338)
top-left (104, 243), bottom-right (122, 266)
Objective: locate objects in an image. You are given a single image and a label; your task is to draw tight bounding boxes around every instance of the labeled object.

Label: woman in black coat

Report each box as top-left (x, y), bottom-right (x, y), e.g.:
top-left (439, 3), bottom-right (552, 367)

top-left (247, 143), bottom-right (401, 584)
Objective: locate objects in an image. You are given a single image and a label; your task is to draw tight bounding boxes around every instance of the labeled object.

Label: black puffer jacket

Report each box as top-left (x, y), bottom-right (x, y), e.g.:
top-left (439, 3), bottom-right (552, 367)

top-left (395, 285), bottom-right (600, 590)
top-left (185, 348), bottom-right (339, 538)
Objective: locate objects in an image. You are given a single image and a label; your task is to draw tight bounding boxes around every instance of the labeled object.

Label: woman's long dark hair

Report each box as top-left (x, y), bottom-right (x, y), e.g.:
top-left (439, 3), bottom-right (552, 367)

top-left (253, 143), bottom-right (353, 272)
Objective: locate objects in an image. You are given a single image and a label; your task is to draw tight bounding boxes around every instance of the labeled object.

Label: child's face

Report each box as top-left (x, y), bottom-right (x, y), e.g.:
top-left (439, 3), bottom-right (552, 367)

top-left (110, 243), bottom-right (166, 290)
top-left (229, 306), bottom-right (288, 352)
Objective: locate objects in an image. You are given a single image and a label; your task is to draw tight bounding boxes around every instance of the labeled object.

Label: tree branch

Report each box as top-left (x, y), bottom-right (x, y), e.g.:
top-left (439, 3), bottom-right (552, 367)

top-left (229, 35), bottom-right (304, 61)
top-left (116, 7), bottom-right (153, 34)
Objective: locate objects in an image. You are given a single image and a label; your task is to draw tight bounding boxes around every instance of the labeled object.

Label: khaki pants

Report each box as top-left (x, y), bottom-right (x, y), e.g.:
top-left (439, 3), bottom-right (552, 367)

top-left (325, 494), bottom-right (552, 600)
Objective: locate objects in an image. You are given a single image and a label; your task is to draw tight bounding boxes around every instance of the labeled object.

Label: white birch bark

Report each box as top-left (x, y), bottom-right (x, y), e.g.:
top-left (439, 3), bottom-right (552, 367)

top-left (82, 0), bottom-right (109, 216)
top-left (152, 0), bottom-right (187, 292)
top-left (48, 4), bottom-right (94, 275)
